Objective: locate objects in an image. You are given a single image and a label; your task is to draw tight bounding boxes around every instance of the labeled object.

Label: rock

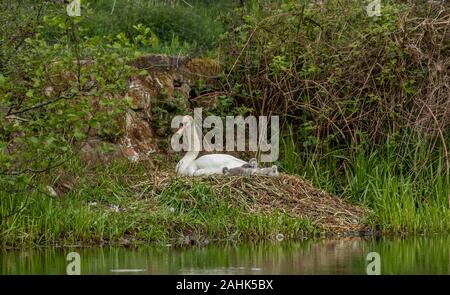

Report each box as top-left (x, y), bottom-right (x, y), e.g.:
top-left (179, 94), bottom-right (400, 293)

top-left (131, 54), bottom-right (191, 70)
top-left (127, 77), bottom-right (153, 112)
top-left (46, 186), bottom-right (58, 197)
top-left (183, 58), bottom-right (222, 88)
top-left (120, 111), bottom-right (156, 159)
top-left (117, 54), bottom-right (222, 162)
top-left (45, 54), bottom-right (222, 165)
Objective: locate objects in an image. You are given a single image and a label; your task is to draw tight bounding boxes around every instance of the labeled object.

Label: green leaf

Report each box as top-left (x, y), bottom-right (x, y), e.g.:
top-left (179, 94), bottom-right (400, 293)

top-left (0, 74), bottom-right (7, 87)
top-left (29, 136), bottom-right (39, 145)
top-left (26, 90), bottom-right (34, 98)
top-left (74, 129), bottom-right (85, 140)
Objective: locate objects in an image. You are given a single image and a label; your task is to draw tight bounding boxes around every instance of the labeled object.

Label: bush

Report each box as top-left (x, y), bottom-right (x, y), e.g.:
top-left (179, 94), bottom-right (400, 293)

top-left (0, 3), bottom-right (139, 196)
top-left (221, 0), bottom-right (450, 150)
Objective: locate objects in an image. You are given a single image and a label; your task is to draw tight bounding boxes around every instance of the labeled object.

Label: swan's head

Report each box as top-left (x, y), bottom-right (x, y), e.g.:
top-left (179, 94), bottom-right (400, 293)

top-left (174, 115), bottom-right (194, 137)
top-left (269, 165), bottom-right (279, 176)
top-left (181, 115), bottom-right (194, 126)
top-left (172, 115), bottom-right (200, 152)
top-left (222, 167), bottom-right (229, 175)
top-left (248, 158), bottom-right (258, 169)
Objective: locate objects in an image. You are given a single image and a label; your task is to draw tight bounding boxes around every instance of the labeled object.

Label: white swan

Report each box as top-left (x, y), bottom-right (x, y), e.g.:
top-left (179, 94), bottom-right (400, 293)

top-left (173, 116), bottom-right (247, 176)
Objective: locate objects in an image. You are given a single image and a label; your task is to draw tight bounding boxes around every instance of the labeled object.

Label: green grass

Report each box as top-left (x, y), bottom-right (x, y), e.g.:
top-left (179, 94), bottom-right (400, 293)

top-left (279, 128), bottom-right (450, 234)
top-left (2, 128), bottom-right (450, 248)
top-left (81, 0), bottom-right (237, 54)
top-left (3, 127), bottom-right (450, 248)
top-left (0, 159), bottom-right (317, 248)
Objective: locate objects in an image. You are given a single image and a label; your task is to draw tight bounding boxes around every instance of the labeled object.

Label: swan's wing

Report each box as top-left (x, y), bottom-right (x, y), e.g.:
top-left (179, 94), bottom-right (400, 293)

top-left (195, 154), bottom-right (246, 170)
top-left (193, 167), bottom-right (224, 176)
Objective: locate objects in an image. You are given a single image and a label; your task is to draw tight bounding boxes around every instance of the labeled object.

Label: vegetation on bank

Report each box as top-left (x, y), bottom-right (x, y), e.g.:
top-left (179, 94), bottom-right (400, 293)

top-left (223, 0), bottom-right (450, 234)
top-left (1, 0), bottom-right (449, 247)
top-left (0, 159), bottom-right (325, 248)
top-left (84, 0), bottom-right (235, 54)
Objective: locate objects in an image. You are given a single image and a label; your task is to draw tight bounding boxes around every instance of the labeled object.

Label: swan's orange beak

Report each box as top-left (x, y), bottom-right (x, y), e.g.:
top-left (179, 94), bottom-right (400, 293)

top-left (171, 124), bottom-right (186, 149)
top-left (175, 125), bottom-right (186, 136)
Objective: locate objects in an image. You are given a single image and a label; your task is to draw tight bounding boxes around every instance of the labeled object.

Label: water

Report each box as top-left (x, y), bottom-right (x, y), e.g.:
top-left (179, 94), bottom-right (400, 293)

top-left (1, 236), bottom-right (449, 275)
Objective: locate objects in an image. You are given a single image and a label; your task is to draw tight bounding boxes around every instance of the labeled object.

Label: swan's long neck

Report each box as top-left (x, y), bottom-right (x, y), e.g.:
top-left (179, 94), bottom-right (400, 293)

top-left (178, 122), bottom-right (201, 174)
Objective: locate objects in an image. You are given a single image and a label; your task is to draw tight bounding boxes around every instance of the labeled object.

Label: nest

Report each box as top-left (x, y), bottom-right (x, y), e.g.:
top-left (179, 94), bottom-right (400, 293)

top-left (147, 169), bottom-right (369, 234)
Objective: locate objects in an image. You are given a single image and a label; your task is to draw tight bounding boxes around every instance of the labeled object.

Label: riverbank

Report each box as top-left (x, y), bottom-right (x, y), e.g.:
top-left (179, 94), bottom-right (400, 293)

top-left (0, 158), bottom-right (369, 249)
top-left (3, 141), bottom-right (450, 249)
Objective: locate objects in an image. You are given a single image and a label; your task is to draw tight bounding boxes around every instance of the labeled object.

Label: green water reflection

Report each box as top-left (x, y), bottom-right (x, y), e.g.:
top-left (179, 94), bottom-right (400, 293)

top-left (1, 236), bottom-right (449, 274)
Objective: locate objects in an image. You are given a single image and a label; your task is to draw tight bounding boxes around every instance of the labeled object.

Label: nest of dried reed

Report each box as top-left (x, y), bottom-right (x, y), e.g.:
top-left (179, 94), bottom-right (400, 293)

top-left (147, 169), bottom-right (369, 234)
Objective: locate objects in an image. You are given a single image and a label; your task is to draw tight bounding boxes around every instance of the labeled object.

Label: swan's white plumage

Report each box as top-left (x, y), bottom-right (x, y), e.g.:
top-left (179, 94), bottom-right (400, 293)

top-left (195, 154), bottom-right (246, 169)
top-left (174, 116), bottom-right (246, 176)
